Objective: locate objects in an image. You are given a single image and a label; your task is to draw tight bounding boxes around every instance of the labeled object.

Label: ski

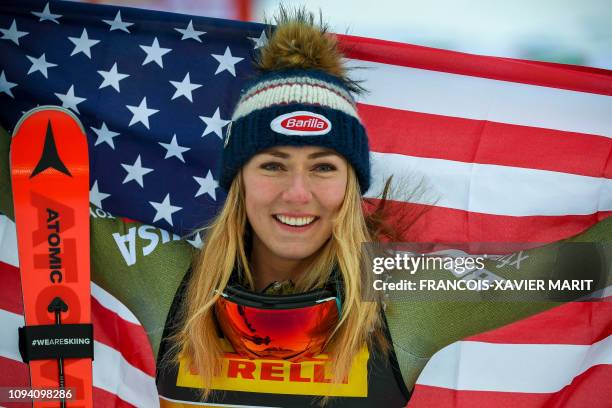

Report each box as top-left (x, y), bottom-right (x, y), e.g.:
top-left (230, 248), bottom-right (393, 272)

top-left (10, 106), bottom-right (93, 408)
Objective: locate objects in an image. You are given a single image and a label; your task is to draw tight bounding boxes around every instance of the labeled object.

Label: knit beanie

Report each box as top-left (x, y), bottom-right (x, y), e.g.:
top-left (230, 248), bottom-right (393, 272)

top-left (220, 10), bottom-right (371, 193)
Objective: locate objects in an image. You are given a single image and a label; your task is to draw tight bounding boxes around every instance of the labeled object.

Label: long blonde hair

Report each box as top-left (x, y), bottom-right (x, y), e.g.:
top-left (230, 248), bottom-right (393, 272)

top-left (170, 166), bottom-right (410, 402)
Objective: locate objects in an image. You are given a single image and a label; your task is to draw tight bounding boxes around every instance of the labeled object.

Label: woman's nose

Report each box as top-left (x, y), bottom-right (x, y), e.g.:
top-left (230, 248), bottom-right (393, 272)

top-left (282, 173), bottom-right (312, 203)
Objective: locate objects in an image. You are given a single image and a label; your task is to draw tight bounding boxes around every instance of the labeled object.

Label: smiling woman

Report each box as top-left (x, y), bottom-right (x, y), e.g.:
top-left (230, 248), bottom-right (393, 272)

top-left (157, 7), bottom-right (410, 407)
top-left (243, 147), bottom-right (348, 289)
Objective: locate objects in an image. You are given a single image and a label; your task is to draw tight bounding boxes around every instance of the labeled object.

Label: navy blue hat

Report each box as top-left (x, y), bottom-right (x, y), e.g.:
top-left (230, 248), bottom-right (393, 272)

top-left (220, 69), bottom-right (371, 193)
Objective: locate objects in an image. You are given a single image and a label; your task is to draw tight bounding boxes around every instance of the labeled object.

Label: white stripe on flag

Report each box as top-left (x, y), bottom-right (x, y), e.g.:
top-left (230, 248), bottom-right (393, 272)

top-left (416, 335), bottom-right (612, 392)
top-left (93, 341), bottom-right (160, 408)
top-left (0, 308), bottom-right (24, 362)
top-left (348, 59), bottom-right (612, 137)
top-left (0, 215), bottom-right (18, 268)
top-left (368, 152), bottom-right (612, 216)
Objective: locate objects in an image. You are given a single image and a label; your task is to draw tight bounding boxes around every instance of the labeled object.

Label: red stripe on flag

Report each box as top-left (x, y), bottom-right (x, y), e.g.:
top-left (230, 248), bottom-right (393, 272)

top-left (467, 301), bottom-right (612, 345)
top-left (338, 35), bottom-right (612, 96)
top-left (0, 356), bottom-right (30, 408)
top-left (0, 261), bottom-right (22, 315)
top-left (373, 201), bottom-right (611, 243)
top-left (553, 364), bottom-right (612, 407)
top-left (0, 356), bottom-right (28, 385)
top-left (360, 104), bottom-right (612, 178)
top-left (93, 386), bottom-right (137, 408)
top-left (91, 296), bottom-right (156, 377)
top-left (408, 364), bottom-right (612, 408)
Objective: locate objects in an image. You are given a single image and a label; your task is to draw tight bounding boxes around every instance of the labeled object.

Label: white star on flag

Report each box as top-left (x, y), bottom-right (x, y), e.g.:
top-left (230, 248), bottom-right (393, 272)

top-left (68, 29), bottom-right (100, 58)
top-left (175, 20), bottom-right (205, 42)
top-left (211, 46), bottom-right (243, 76)
top-left (103, 11), bottom-right (133, 33)
top-left (186, 232), bottom-right (203, 249)
top-left (248, 30), bottom-right (268, 49)
top-left (193, 170), bottom-right (219, 200)
top-left (121, 155), bottom-right (154, 187)
top-left (149, 193), bottom-right (182, 226)
top-left (199, 107), bottom-right (230, 138)
top-left (140, 37), bottom-right (172, 68)
top-left (0, 71), bottom-right (17, 98)
top-left (26, 53), bottom-right (57, 78)
top-left (32, 3), bottom-right (61, 24)
top-left (54, 85), bottom-right (86, 113)
top-left (169, 72), bottom-right (202, 102)
top-left (91, 122), bottom-right (120, 149)
top-left (90, 180), bottom-right (111, 208)
top-left (1, 20), bottom-right (28, 45)
top-left (159, 134), bottom-right (190, 162)
top-left (126, 97), bottom-right (159, 129)
top-left (98, 62), bottom-right (129, 92)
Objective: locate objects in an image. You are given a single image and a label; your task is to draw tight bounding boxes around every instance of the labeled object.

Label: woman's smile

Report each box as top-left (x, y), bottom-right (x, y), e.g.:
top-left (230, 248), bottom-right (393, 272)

top-left (273, 214), bottom-right (319, 230)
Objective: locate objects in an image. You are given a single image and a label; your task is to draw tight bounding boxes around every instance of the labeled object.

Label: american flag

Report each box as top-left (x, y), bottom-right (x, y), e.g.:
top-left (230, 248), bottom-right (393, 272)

top-left (0, 0), bottom-right (263, 239)
top-left (0, 0), bottom-right (611, 407)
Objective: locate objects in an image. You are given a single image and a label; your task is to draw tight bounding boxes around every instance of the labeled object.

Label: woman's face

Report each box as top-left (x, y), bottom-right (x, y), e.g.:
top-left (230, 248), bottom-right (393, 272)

top-left (242, 146), bottom-right (348, 263)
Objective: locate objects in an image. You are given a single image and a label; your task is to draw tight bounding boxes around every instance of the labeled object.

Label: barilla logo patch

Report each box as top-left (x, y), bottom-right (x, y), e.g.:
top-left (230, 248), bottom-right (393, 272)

top-left (270, 111), bottom-right (332, 136)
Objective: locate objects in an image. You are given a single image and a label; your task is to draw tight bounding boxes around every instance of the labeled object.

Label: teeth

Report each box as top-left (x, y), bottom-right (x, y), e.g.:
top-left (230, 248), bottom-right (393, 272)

top-left (275, 215), bottom-right (316, 226)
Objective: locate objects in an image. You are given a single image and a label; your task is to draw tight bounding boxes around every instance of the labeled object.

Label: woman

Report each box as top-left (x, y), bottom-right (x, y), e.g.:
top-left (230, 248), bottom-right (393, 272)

top-left (157, 10), bottom-right (411, 406)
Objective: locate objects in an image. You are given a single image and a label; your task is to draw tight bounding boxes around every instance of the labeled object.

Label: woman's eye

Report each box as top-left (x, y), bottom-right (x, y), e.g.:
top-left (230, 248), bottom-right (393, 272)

top-left (314, 163), bottom-right (337, 172)
top-left (260, 162), bottom-right (283, 171)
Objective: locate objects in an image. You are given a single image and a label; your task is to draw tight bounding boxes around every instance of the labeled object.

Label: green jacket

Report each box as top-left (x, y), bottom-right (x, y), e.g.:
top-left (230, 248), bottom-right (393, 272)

top-left (1, 126), bottom-right (609, 395)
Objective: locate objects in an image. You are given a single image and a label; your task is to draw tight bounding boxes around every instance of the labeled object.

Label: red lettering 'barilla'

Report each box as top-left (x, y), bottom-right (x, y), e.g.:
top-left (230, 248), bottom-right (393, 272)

top-left (270, 111), bottom-right (332, 136)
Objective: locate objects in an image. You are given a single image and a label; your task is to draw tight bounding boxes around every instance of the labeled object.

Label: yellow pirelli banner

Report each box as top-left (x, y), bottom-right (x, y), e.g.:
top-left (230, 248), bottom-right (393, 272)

top-left (175, 347), bottom-right (370, 397)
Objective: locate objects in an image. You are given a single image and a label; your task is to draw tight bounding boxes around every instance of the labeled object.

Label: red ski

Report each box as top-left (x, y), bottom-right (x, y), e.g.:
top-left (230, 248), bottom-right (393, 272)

top-left (10, 106), bottom-right (92, 408)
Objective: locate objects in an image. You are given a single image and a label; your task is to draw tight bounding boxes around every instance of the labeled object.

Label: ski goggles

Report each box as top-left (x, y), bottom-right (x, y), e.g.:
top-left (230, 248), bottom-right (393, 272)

top-left (214, 283), bottom-right (341, 361)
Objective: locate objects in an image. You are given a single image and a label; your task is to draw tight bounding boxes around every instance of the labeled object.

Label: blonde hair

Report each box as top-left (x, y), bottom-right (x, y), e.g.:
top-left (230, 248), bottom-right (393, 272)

top-left (169, 165), bottom-right (392, 403)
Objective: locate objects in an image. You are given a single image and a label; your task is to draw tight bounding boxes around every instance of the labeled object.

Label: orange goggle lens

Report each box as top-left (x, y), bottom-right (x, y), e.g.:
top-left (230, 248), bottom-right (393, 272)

top-left (214, 293), bottom-right (339, 361)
